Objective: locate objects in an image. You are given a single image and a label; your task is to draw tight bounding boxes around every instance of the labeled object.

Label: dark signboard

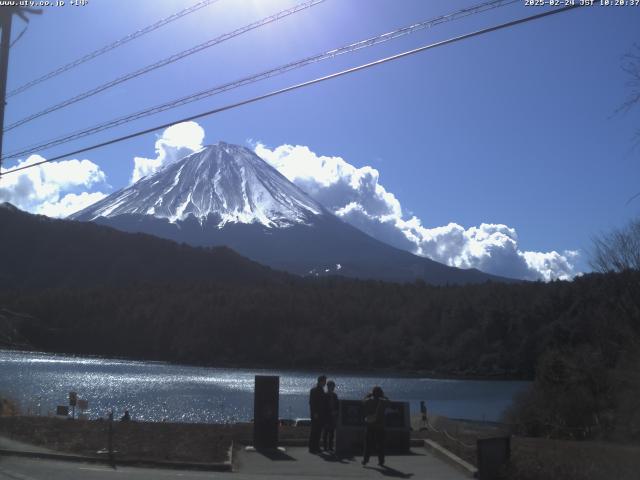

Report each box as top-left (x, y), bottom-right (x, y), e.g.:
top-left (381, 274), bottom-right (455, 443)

top-left (253, 375), bottom-right (279, 449)
top-left (477, 437), bottom-right (511, 480)
top-left (338, 400), bottom-right (408, 429)
top-left (336, 399), bottom-right (410, 454)
top-left (340, 400), bottom-right (364, 427)
top-left (56, 405), bottom-right (69, 416)
top-left (383, 402), bottom-right (406, 429)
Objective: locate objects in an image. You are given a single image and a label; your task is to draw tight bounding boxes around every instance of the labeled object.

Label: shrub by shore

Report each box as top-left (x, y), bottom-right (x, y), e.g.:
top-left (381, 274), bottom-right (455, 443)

top-left (411, 415), bottom-right (640, 480)
top-left (0, 397), bottom-right (19, 416)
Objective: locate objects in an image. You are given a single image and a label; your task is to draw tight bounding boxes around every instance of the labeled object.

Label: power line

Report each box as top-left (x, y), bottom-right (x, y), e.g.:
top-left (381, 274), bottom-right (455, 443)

top-left (3, 0), bottom-right (518, 162)
top-left (9, 23), bottom-right (28, 48)
top-left (3, 0), bottom-right (325, 132)
top-left (0, 4), bottom-right (583, 178)
top-left (6, 0), bottom-right (222, 98)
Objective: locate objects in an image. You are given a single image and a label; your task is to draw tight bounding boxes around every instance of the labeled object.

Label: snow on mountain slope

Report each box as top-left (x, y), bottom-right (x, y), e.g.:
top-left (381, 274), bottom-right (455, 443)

top-left (71, 141), bottom-right (516, 285)
top-left (72, 142), bottom-right (326, 227)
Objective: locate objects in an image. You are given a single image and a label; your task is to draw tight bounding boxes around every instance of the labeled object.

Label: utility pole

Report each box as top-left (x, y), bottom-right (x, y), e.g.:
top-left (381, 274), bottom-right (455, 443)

top-left (0, 8), bottom-right (14, 175)
top-left (0, 6), bottom-right (41, 177)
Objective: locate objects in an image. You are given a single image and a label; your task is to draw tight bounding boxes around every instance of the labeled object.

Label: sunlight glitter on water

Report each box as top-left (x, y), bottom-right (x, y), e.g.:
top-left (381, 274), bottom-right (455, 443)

top-left (1, 350), bottom-right (529, 423)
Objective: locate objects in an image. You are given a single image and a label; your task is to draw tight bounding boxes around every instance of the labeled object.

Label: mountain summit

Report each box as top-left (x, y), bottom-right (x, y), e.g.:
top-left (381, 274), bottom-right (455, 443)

top-left (75, 142), bottom-right (326, 227)
top-left (72, 142), bottom-right (514, 285)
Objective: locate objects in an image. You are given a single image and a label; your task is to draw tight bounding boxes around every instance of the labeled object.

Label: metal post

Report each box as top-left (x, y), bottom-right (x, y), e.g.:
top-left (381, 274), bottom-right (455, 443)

top-left (108, 409), bottom-right (114, 465)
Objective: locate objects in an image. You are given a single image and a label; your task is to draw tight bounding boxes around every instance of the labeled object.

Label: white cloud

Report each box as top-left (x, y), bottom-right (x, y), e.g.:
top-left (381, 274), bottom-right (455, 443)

top-left (405, 221), bottom-right (577, 281)
top-left (130, 121), bottom-right (205, 183)
top-left (256, 143), bottom-right (403, 218)
top-left (522, 249), bottom-right (579, 282)
top-left (0, 122), bottom-right (204, 218)
top-left (255, 143), bottom-right (579, 281)
top-left (38, 192), bottom-right (108, 218)
top-left (0, 155), bottom-right (109, 218)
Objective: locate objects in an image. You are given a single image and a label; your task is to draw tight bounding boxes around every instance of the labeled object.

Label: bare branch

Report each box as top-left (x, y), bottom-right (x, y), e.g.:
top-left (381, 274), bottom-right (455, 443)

top-left (617, 43), bottom-right (640, 115)
top-left (590, 218), bottom-right (640, 273)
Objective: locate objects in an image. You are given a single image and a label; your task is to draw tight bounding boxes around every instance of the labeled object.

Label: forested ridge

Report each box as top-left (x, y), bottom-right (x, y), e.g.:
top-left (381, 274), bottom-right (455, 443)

top-left (2, 270), bottom-right (638, 380)
top-left (0, 203), bottom-right (287, 289)
top-left (2, 203), bottom-right (640, 439)
top-left (2, 202), bottom-right (639, 383)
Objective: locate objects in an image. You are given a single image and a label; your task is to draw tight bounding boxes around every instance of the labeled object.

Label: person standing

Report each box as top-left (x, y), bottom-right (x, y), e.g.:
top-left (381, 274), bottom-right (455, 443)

top-left (362, 386), bottom-right (388, 466)
top-left (323, 380), bottom-right (339, 451)
top-left (309, 375), bottom-right (327, 453)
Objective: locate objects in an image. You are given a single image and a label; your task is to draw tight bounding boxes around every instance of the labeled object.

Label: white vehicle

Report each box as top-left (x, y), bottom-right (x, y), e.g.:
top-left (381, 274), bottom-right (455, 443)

top-left (294, 418), bottom-right (312, 427)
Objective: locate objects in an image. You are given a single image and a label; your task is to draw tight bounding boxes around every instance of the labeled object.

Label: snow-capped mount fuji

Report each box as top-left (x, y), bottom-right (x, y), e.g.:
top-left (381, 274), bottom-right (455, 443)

top-left (72, 142), bottom-right (513, 285)
top-left (77, 142), bottom-right (326, 228)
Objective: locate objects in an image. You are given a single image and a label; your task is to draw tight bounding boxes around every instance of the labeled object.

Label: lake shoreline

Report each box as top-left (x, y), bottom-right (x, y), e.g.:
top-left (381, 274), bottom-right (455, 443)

top-left (0, 349), bottom-right (530, 424)
top-left (0, 346), bottom-right (529, 382)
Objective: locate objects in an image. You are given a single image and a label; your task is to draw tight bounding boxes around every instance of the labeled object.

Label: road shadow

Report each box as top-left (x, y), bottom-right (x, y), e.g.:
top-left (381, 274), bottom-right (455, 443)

top-left (255, 448), bottom-right (297, 461)
top-left (317, 451), bottom-right (351, 464)
top-left (393, 450), bottom-right (426, 457)
top-left (366, 465), bottom-right (414, 478)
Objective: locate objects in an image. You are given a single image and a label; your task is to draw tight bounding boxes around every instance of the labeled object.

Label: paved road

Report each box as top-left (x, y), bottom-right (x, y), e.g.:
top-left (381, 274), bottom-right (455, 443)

top-left (236, 447), bottom-right (467, 479)
top-left (0, 436), bottom-right (62, 455)
top-left (0, 446), bottom-right (469, 479)
top-left (0, 456), bottom-right (224, 480)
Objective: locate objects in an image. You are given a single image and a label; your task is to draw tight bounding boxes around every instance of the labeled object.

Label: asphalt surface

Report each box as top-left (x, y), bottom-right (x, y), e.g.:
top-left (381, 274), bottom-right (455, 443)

top-left (0, 436), bottom-right (61, 456)
top-left (236, 446), bottom-right (467, 479)
top-left (0, 456), bottom-right (224, 480)
top-left (0, 443), bottom-right (469, 479)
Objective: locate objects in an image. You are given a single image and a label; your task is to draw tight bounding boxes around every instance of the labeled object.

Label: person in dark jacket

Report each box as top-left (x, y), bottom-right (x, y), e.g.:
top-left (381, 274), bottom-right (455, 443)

top-left (308, 375), bottom-right (327, 453)
top-left (362, 386), bottom-right (388, 466)
top-left (323, 380), bottom-right (339, 451)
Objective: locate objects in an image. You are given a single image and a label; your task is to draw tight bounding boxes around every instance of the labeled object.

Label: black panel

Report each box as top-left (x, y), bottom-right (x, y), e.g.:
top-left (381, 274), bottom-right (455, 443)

top-left (340, 400), bottom-right (364, 427)
top-left (383, 402), bottom-right (406, 429)
top-left (339, 400), bottom-right (408, 429)
top-left (477, 437), bottom-right (511, 480)
top-left (253, 375), bottom-right (279, 449)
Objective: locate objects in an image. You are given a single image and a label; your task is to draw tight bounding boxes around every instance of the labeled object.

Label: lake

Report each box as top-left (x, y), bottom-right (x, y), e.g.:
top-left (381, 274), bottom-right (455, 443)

top-left (0, 350), bottom-right (529, 423)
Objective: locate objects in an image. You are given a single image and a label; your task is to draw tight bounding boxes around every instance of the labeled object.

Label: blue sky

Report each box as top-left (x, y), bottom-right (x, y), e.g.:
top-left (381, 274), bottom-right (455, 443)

top-left (1, 0), bottom-right (639, 279)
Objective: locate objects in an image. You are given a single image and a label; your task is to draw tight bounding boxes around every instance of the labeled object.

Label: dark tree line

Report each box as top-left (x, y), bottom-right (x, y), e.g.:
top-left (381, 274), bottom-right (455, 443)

top-left (3, 203), bottom-right (640, 439)
top-left (0, 203), bottom-right (287, 290)
top-left (2, 270), bottom-right (638, 383)
top-left (507, 216), bottom-right (640, 441)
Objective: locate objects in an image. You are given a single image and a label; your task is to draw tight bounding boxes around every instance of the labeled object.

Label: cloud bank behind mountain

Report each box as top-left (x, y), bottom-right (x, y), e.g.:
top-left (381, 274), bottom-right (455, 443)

top-left (255, 143), bottom-right (578, 281)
